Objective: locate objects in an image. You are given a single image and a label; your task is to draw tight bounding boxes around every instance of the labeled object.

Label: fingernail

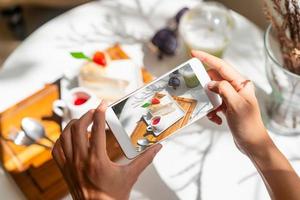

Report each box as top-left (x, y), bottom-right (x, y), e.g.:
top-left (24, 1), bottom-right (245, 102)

top-left (207, 81), bottom-right (217, 89)
top-left (97, 100), bottom-right (107, 111)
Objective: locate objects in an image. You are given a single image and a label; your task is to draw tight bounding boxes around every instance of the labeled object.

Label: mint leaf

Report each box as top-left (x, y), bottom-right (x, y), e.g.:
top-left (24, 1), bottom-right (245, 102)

top-left (141, 102), bottom-right (150, 108)
top-left (70, 52), bottom-right (92, 61)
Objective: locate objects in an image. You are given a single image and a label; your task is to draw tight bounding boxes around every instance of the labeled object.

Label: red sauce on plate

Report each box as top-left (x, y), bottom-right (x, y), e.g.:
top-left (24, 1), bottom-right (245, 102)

top-left (152, 117), bottom-right (160, 125)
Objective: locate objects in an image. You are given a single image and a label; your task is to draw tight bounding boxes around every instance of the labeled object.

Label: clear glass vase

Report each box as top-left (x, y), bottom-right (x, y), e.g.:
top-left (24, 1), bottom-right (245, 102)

top-left (264, 25), bottom-right (300, 136)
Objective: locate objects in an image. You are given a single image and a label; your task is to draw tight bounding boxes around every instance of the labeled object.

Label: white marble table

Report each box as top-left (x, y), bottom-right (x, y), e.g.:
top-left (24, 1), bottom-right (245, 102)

top-left (0, 0), bottom-right (300, 200)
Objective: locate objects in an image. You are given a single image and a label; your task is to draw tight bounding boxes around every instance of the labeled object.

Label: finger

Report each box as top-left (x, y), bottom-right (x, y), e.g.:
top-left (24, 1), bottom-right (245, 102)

top-left (207, 80), bottom-right (243, 107)
top-left (90, 101), bottom-right (108, 158)
top-left (207, 69), bottom-right (223, 81)
top-left (56, 124), bottom-right (83, 200)
top-left (237, 80), bottom-right (257, 104)
top-left (52, 140), bottom-right (81, 198)
top-left (207, 109), bottom-right (223, 125)
top-left (192, 50), bottom-right (245, 90)
top-left (207, 111), bottom-right (222, 125)
top-left (128, 144), bottom-right (162, 178)
top-left (71, 109), bottom-right (95, 163)
top-left (52, 139), bottom-right (66, 170)
top-left (60, 119), bottom-right (77, 163)
top-left (52, 141), bottom-right (80, 199)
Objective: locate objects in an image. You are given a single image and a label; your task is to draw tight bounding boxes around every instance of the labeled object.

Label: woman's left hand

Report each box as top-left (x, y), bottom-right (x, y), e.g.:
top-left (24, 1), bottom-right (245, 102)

top-left (52, 101), bottom-right (162, 200)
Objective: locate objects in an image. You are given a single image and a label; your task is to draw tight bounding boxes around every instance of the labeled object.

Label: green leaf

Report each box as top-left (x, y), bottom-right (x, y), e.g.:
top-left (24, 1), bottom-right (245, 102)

top-left (70, 52), bottom-right (92, 61)
top-left (141, 102), bottom-right (150, 108)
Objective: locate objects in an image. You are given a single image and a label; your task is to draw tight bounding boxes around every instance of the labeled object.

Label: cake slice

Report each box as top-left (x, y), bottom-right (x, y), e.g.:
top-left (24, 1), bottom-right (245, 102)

top-left (149, 102), bottom-right (176, 116)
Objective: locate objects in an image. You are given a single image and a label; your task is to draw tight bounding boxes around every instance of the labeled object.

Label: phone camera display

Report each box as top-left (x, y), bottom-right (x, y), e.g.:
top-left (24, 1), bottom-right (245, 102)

top-left (112, 64), bottom-right (213, 152)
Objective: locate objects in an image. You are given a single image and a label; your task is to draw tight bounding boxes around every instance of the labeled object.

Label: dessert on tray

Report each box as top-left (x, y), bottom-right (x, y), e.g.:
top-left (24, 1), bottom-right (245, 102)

top-left (143, 96), bottom-right (177, 117)
top-left (78, 60), bottom-right (134, 102)
top-left (71, 44), bottom-right (143, 102)
top-left (149, 102), bottom-right (176, 116)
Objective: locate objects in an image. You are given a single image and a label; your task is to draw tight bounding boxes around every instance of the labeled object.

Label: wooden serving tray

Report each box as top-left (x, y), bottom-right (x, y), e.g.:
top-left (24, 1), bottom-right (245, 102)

top-left (0, 84), bottom-right (68, 199)
top-left (130, 93), bottom-right (197, 147)
top-left (0, 84), bottom-right (61, 172)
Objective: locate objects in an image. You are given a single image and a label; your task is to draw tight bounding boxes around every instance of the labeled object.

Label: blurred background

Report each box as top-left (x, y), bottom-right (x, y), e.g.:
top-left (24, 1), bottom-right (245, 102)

top-left (0, 0), bottom-right (267, 67)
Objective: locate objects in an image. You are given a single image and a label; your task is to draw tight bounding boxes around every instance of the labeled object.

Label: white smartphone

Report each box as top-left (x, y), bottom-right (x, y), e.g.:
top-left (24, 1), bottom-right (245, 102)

top-left (106, 58), bottom-right (222, 159)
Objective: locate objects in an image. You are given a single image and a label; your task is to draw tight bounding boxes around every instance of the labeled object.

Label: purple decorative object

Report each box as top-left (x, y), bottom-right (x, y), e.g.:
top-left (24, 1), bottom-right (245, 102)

top-left (151, 28), bottom-right (178, 59)
top-left (150, 7), bottom-right (189, 59)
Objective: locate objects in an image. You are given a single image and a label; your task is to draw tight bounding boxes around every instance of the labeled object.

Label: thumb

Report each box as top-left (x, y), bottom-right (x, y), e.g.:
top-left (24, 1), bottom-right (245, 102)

top-left (128, 144), bottom-right (162, 177)
top-left (207, 80), bottom-right (242, 107)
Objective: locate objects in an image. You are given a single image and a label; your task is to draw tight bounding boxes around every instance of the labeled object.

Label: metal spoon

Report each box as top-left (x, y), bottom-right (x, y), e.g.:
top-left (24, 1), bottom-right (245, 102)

top-left (0, 130), bottom-right (52, 149)
top-left (136, 145), bottom-right (146, 152)
top-left (137, 138), bottom-right (156, 147)
top-left (21, 117), bottom-right (55, 144)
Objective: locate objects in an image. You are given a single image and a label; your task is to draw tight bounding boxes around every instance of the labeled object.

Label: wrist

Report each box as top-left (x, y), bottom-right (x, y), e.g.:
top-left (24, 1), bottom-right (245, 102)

top-left (243, 129), bottom-right (275, 160)
top-left (243, 130), bottom-right (289, 173)
top-left (246, 138), bottom-right (276, 164)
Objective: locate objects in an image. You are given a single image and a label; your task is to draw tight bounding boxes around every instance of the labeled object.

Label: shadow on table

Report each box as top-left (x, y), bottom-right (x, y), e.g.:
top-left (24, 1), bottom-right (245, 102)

top-left (0, 61), bottom-right (36, 80)
top-left (131, 164), bottom-right (179, 200)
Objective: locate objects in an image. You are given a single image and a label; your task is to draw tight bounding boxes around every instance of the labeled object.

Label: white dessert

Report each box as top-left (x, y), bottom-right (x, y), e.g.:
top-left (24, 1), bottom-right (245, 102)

top-left (149, 95), bottom-right (177, 116)
top-left (78, 60), bottom-right (142, 102)
top-left (150, 102), bottom-right (175, 116)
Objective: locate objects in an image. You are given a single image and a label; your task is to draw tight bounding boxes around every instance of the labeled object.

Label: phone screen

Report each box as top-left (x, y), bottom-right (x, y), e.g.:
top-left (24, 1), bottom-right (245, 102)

top-left (111, 63), bottom-right (213, 152)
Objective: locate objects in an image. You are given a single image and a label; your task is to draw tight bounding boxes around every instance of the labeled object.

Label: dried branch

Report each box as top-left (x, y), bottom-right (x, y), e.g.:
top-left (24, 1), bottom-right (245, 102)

top-left (264, 0), bottom-right (300, 75)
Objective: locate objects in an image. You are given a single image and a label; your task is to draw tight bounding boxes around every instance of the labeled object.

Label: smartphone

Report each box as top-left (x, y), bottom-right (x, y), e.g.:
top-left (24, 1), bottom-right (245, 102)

top-left (106, 58), bottom-right (222, 159)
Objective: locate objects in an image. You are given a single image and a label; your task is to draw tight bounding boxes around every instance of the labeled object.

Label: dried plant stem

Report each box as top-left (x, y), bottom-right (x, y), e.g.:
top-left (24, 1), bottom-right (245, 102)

top-left (264, 0), bottom-right (300, 75)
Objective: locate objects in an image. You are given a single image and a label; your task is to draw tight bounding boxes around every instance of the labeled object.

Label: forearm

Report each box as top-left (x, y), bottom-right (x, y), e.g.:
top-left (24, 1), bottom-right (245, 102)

top-left (247, 134), bottom-right (300, 200)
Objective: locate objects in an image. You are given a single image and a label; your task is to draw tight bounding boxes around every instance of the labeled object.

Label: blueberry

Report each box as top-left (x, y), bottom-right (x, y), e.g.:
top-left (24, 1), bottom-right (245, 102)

top-left (168, 76), bottom-right (180, 90)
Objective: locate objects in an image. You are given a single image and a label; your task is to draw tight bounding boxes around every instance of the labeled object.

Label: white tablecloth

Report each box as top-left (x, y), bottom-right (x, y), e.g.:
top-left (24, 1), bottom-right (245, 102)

top-left (0, 0), bottom-right (299, 200)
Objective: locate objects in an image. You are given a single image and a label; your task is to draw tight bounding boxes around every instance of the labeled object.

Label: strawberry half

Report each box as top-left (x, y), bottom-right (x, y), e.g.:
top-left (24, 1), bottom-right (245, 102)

top-left (151, 98), bottom-right (160, 104)
top-left (93, 51), bottom-right (107, 66)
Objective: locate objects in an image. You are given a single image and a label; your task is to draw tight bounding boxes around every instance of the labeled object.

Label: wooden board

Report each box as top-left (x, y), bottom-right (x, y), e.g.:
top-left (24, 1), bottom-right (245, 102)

top-left (130, 93), bottom-right (197, 147)
top-left (0, 84), bottom-right (61, 172)
top-left (0, 84), bottom-right (68, 199)
top-left (11, 160), bottom-right (68, 200)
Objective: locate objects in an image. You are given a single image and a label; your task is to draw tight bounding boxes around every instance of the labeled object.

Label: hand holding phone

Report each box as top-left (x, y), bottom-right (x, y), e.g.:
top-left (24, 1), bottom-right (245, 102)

top-left (193, 51), bottom-right (267, 155)
top-left (52, 102), bottom-right (162, 199)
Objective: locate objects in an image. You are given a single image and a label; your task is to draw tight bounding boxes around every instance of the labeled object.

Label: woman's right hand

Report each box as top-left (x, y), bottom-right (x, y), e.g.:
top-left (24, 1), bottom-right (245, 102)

top-left (193, 51), bottom-right (300, 200)
top-left (192, 50), bottom-right (272, 156)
